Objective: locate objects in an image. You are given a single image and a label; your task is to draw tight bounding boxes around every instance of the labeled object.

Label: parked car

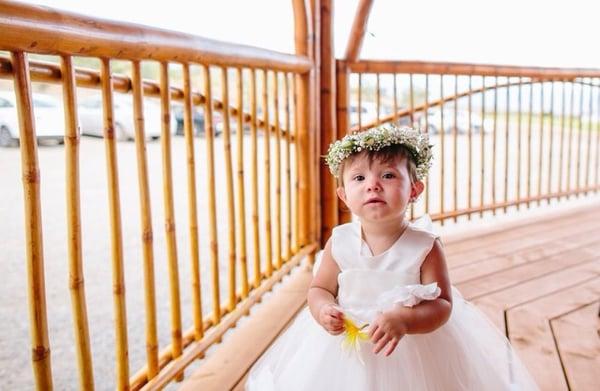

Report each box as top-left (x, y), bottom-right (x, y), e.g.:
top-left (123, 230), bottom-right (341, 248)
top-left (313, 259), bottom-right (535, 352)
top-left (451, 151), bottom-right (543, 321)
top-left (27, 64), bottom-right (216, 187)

top-left (0, 91), bottom-right (65, 147)
top-left (172, 103), bottom-right (222, 137)
top-left (419, 109), bottom-right (491, 134)
top-left (349, 102), bottom-right (378, 127)
top-left (78, 94), bottom-right (173, 141)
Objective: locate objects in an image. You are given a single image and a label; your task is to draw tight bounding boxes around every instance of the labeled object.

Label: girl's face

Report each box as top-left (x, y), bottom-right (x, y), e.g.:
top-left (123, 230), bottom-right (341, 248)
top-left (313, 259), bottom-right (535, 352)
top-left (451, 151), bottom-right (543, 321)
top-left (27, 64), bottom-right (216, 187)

top-left (336, 153), bottom-right (424, 224)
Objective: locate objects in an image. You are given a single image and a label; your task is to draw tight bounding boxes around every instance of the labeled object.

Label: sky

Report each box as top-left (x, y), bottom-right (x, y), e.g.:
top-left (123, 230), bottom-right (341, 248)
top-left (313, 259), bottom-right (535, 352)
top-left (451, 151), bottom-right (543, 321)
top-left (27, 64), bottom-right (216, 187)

top-left (17, 0), bottom-right (600, 69)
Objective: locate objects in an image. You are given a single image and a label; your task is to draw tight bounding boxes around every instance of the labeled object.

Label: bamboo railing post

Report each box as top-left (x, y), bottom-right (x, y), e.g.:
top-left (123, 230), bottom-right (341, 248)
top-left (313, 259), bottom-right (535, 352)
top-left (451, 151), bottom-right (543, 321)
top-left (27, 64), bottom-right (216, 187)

top-left (201, 64), bottom-right (221, 323)
top-left (537, 81), bottom-right (545, 205)
top-left (131, 60), bottom-right (159, 379)
top-left (262, 70), bottom-right (273, 276)
top-left (293, 0), bottom-right (313, 248)
top-left (283, 72), bottom-right (293, 260)
top-left (344, 0), bottom-right (374, 61)
top-left (182, 64), bottom-right (204, 341)
top-left (272, 72), bottom-right (283, 268)
top-left (235, 67), bottom-right (249, 298)
top-left (503, 80), bottom-right (510, 212)
top-left (12, 51), bottom-right (53, 390)
top-left (220, 67), bottom-right (237, 310)
top-left (159, 62), bottom-right (183, 375)
top-left (249, 68), bottom-right (261, 286)
top-left (61, 54), bottom-right (94, 390)
top-left (335, 60), bottom-right (351, 224)
top-left (319, 0), bottom-right (338, 245)
top-left (100, 58), bottom-right (129, 391)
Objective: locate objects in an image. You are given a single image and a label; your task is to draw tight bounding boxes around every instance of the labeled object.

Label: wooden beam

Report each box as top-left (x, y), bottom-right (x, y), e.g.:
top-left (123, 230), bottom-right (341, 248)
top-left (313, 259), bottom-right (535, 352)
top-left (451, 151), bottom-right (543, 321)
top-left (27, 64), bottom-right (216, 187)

top-left (344, 0), bottom-right (374, 61)
top-left (319, 0), bottom-right (338, 245)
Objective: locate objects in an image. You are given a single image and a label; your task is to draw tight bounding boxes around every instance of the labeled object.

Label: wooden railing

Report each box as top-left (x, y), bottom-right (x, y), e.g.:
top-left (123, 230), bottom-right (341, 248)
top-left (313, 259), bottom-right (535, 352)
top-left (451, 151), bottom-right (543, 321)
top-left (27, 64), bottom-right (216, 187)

top-left (0, 1), bottom-right (317, 390)
top-left (330, 60), bottom-right (600, 227)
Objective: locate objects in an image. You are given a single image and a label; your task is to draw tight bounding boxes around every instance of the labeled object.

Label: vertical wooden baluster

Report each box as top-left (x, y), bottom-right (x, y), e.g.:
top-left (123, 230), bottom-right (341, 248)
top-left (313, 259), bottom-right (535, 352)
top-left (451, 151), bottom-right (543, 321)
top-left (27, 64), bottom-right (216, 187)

top-left (132, 61), bottom-right (159, 378)
top-left (576, 79), bottom-right (584, 196)
top-left (392, 74), bottom-right (398, 124)
top-left (182, 64), bottom-right (203, 339)
top-left (452, 75), bottom-right (458, 222)
top-left (537, 81), bottom-right (545, 205)
top-left (262, 69), bottom-right (273, 277)
top-left (12, 51), bottom-right (53, 390)
top-left (284, 72), bottom-right (292, 261)
top-left (409, 74), bottom-right (415, 127)
top-left (376, 73), bottom-right (381, 123)
top-left (220, 67), bottom-right (237, 311)
top-left (547, 81), bottom-right (555, 202)
top-left (235, 68), bottom-right (249, 298)
top-left (439, 75), bottom-right (445, 224)
top-left (408, 73), bottom-right (415, 220)
top-left (517, 78), bottom-right (523, 209)
top-left (358, 73), bottom-right (362, 130)
top-left (292, 73), bottom-right (300, 252)
top-left (467, 75), bottom-right (473, 219)
top-left (558, 80), bottom-right (567, 200)
top-left (480, 76), bottom-right (486, 216)
top-left (503, 79), bottom-right (510, 212)
top-left (594, 83), bottom-right (600, 193)
top-left (491, 76), bottom-right (498, 214)
top-left (159, 62), bottom-right (183, 380)
top-left (61, 54), bottom-right (94, 390)
top-left (272, 72), bottom-right (282, 268)
top-left (527, 80), bottom-right (534, 207)
top-left (424, 74), bottom-right (430, 215)
top-left (100, 58), bottom-right (129, 390)
top-left (584, 79), bottom-right (593, 194)
top-left (566, 81), bottom-right (575, 198)
top-left (201, 65), bottom-right (221, 323)
top-left (249, 69), bottom-right (261, 285)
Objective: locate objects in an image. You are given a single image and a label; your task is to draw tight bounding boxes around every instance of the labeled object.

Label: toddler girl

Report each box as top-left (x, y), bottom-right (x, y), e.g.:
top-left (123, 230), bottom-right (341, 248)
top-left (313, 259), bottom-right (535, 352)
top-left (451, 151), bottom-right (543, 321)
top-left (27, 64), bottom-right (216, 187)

top-left (247, 125), bottom-right (538, 390)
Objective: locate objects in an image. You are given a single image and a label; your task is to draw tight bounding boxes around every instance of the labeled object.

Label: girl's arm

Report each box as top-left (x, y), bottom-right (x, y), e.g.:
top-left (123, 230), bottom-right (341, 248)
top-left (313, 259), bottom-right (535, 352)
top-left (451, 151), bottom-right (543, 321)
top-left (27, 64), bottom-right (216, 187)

top-left (369, 239), bottom-right (452, 355)
top-left (307, 237), bottom-right (345, 335)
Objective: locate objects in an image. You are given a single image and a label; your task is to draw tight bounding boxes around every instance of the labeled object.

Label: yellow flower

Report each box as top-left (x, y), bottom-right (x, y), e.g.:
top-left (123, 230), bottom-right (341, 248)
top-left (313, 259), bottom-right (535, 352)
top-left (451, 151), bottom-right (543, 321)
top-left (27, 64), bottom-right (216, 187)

top-left (341, 317), bottom-right (369, 364)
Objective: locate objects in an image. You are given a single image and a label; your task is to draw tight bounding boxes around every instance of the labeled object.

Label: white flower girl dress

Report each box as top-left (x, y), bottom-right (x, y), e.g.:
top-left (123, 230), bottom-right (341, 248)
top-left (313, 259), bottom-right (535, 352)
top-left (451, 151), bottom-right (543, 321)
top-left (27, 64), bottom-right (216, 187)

top-left (246, 217), bottom-right (539, 391)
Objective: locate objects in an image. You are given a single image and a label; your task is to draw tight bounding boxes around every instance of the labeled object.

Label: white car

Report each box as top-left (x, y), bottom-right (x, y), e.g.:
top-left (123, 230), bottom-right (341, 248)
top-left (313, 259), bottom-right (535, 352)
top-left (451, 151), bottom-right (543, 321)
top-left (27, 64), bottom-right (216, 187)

top-left (420, 109), bottom-right (491, 134)
top-left (79, 94), bottom-right (173, 141)
top-left (0, 91), bottom-right (65, 147)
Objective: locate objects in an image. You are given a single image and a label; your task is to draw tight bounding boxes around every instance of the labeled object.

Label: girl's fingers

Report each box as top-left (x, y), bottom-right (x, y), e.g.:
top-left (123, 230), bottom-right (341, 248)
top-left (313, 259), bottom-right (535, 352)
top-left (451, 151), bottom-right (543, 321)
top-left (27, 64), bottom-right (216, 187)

top-left (384, 338), bottom-right (399, 356)
top-left (373, 334), bottom-right (392, 354)
top-left (370, 327), bottom-right (385, 344)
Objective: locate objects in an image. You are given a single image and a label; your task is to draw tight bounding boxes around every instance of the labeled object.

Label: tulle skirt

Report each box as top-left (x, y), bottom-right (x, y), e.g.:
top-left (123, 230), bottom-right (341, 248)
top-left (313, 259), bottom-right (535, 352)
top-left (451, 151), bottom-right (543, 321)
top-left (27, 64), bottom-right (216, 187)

top-left (246, 290), bottom-right (538, 391)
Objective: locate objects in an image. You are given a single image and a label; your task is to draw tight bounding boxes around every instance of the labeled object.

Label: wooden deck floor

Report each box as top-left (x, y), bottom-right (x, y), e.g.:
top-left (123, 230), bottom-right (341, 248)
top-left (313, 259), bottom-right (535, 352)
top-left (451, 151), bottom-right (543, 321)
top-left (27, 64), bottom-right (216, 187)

top-left (181, 203), bottom-right (600, 391)
top-left (445, 205), bottom-right (600, 391)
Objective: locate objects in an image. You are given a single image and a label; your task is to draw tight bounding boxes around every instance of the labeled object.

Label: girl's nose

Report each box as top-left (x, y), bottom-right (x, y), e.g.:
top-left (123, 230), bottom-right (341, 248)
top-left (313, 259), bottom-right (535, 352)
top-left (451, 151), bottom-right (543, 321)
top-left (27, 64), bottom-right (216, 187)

top-left (366, 177), bottom-right (381, 191)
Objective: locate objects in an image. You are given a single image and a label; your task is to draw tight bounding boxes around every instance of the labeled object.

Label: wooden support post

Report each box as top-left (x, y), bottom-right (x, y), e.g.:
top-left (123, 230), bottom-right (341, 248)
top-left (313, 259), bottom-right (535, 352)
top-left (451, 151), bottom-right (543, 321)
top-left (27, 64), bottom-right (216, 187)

top-left (319, 0), bottom-right (338, 245)
top-left (336, 60), bottom-right (352, 224)
top-left (344, 0), bottom-right (374, 62)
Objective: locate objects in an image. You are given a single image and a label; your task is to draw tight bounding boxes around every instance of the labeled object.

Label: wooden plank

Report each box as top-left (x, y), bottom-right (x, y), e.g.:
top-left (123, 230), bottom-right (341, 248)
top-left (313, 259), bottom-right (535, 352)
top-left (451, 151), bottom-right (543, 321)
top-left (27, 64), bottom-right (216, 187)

top-left (444, 205), bottom-right (600, 257)
top-left (455, 241), bottom-right (600, 299)
top-left (550, 301), bottom-right (600, 391)
top-left (471, 260), bottom-right (600, 332)
top-left (505, 279), bottom-right (600, 390)
top-left (443, 205), bottom-right (600, 256)
top-left (178, 265), bottom-right (313, 391)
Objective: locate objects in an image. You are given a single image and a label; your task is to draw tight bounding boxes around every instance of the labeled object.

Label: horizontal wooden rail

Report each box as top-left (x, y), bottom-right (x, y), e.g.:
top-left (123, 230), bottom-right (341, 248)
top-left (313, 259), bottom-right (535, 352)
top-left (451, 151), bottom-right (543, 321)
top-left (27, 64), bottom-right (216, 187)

top-left (0, 1), bottom-right (311, 73)
top-left (346, 60), bottom-right (600, 79)
top-left (0, 56), bottom-right (295, 139)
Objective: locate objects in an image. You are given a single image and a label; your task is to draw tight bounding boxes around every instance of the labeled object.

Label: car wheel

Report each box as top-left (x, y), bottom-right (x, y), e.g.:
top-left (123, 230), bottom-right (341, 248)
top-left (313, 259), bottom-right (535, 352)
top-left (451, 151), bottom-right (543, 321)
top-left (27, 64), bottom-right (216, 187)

top-left (0, 126), bottom-right (17, 147)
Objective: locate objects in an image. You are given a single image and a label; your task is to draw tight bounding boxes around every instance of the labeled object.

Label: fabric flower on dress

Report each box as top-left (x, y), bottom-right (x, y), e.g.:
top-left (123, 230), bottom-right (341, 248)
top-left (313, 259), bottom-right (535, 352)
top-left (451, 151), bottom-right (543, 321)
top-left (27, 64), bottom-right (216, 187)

top-left (376, 282), bottom-right (441, 309)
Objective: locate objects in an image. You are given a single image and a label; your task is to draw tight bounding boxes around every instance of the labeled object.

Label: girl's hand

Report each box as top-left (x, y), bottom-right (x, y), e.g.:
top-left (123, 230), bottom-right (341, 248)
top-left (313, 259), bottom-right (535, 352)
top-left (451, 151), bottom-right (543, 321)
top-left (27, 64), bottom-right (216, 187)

top-left (368, 310), bottom-right (408, 356)
top-left (318, 304), bottom-right (345, 335)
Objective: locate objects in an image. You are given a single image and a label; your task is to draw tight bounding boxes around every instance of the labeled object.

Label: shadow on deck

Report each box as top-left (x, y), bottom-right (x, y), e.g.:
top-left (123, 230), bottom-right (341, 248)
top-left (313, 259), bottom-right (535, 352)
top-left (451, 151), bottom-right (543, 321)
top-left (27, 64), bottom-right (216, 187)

top-left (180, 202), bottom-right (600, 391)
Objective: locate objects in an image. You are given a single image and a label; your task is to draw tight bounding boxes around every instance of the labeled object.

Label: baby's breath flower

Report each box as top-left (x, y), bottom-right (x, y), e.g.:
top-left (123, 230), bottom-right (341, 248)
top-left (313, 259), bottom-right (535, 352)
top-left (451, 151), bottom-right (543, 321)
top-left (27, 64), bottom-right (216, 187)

top-left (325, 124), bottom-right (433, 180)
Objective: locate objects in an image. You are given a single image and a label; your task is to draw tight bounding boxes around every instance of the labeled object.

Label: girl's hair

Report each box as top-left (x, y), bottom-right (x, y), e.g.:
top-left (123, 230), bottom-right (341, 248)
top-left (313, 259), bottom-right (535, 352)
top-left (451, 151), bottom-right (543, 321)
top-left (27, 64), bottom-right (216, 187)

top-left (337, 144), bottom-right (419, 186)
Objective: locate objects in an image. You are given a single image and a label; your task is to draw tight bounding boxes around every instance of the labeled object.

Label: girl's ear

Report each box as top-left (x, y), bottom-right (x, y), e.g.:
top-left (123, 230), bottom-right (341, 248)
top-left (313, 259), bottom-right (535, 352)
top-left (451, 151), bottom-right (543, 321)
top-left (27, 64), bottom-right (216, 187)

top-left (336, 186), bottom-right (347, 205)
top-left (410, 180), bottom-right (425, 200)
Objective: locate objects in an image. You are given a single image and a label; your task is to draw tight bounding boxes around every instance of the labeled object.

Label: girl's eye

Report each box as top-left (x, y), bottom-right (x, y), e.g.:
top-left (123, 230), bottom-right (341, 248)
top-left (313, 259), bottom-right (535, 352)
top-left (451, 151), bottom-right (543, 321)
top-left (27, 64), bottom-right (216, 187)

top-left (353, 175), bottom-right (365, 181)
top-left (382, 172), bottom-right (396, 179)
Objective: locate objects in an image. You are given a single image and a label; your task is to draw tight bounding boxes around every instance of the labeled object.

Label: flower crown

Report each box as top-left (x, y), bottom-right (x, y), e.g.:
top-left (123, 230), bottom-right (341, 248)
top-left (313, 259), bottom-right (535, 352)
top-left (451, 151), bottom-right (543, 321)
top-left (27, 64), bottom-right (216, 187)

top-left (325, 124), bottom-right (433, 180)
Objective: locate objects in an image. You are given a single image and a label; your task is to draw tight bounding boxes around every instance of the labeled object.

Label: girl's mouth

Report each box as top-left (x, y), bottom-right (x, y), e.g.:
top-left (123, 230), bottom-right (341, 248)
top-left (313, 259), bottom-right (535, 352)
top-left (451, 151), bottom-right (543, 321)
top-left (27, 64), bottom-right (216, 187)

top-left (365, 198), bottom-right (385, 205)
